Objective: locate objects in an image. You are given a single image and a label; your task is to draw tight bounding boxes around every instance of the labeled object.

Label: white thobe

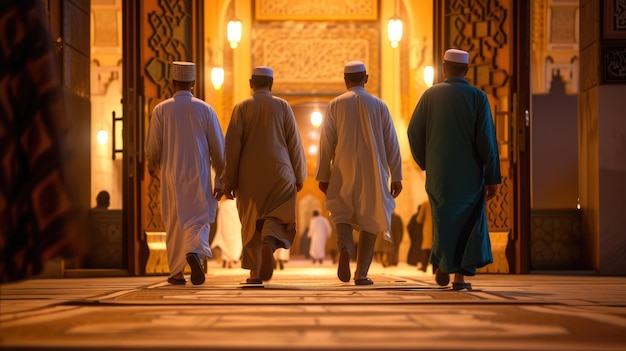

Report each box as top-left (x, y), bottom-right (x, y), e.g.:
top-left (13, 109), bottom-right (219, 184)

top-left (211, 199), bottom-right (243, 262)
top-left (316, 86), bottom-right (402, 233)
top-left (145, 90), bottom-right (225, 275)
top-left (307, 215), bottom-right (333, 260)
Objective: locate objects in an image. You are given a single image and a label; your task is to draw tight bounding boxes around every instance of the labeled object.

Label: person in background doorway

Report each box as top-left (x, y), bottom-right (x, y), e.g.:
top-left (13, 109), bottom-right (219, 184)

top-left (307, 210), bottom-right (333, 264)
top-left (145, 61), bottom-right (225, 286)
top-left (387, 211), bottom-right (404, 266)
top-left (407, 200), bottom-right (433, 272)
top-left (407, 49), bottom-right (501, 291)
top-left (94, 191), bottom-right (110, 210)
top-left (274, 248), bottom-right (289, 270)
top-left (406, 205), bottom-right (422, 266)
top-left (221, 66), bottom-right (307, 284)
top-left (211, 198), bottom-right (242, 269)
top-left (316, 61), bottom-right (403, 285)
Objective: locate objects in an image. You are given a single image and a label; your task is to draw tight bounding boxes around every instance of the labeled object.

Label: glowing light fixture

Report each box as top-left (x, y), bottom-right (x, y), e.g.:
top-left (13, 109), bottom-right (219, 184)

top-left (211, 67), bottom-right (225, 90)
top-left (424, 65), bottom-right (434, 87)
top-left (308, 144), bottom-right (318, 156)
top-left (227, 19), bottom-right (242, 49)
top-left (310, 111), bottom-right (323, 128)
top-left (387, 0), bottom-right (403, 48)
top-left (97, 129), bottom-right (108, 145)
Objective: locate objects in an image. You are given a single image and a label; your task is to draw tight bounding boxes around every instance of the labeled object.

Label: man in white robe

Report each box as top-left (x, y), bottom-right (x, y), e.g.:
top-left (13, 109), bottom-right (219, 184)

top-left (316, 61), bottom-right (403, 285)
top-left (145, 61), bottom-right (225, 285)
top-left (211, 199), bottom-right (243, 268)
top-left (221, 66), bottom-right (307, 283)
top-left (307, 210), bottom-right (332, 263)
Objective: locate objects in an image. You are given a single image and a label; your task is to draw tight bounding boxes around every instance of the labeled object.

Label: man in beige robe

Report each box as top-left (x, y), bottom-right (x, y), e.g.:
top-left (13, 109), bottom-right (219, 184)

top-left (221, 66), bottom-right (307, 283)
top-left (316, 61), bottom-right (403, 285)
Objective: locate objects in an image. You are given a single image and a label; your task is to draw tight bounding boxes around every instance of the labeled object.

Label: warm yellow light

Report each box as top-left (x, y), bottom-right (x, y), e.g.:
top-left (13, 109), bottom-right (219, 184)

top-left (308, 144), bottom-right (318, 156)
top-left (424, 66), bottom-right (434, 87)
top-left (310, 111), bottom-right (323, 128)
top-left (387, 18), bottom-right (403, 48)
top-left (97, 129), bottom-right (108, 145)
top-left (227, 19), bottom-right (242, 49)
top-left (211, 67), bottom-right (224, 90)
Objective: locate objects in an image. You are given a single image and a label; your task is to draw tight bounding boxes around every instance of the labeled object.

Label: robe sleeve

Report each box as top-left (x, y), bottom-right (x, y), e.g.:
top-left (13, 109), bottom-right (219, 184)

top-left (407, 93), bottom-right (428, 171)
top-left (145, 105), bottom-right (163, 176)
top-left (474, 91), bottom-right (501, 185)
top-left (221, 104), bottom-right (243, 188)
top-left (206, 107), bottom-right (225, 189)
top-left (382, 105), bottom-right (402, 182)
top-left (315, 103), bottom-right (337, 182)
top-left (283, 102), bottom-right (307, 184)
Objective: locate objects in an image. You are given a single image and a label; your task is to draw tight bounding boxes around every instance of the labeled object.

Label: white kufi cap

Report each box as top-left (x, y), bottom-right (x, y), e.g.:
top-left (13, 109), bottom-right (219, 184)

top-left (252, 66), bottom-right (274, 78)
top-left (444, 49), bottom-right (469, 64)
top-left (344, 61), bottom-right (366, 73)
top-left (171, 61), bottom-right (195, 82)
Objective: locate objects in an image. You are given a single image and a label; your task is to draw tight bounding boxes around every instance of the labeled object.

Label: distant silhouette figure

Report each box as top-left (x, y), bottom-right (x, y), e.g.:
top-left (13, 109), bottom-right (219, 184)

top-left (95, 191), bottom-right (110, 209)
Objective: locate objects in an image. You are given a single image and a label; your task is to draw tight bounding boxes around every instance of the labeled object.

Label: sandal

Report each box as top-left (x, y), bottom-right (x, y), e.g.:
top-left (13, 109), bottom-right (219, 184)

top-left (186, 253), bottom-right (206, 285)
top-left (435, 268), bottom-right (450, 286)
top-left (452, 282), bottom-right (472, 291)
top-left (245, 278), bottom-right (263, 284)
top-left (167, 276), bottom-right (187, 285)
top-left (354, 277), bottom-right (374, 286)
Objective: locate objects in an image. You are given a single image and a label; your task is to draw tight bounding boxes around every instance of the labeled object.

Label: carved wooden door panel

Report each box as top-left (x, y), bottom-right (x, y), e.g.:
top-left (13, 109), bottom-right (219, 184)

top-left (434, 0), bottom-right (531, 273)
top-left (122, 0), bottom-right (205, 275)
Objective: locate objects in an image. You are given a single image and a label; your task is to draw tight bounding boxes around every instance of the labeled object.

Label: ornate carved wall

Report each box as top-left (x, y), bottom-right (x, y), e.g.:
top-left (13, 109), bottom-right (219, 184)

top-left (250, 0), bottom-right (382, 97)
top-left (440, 0), bottom-right (513, 234)
top-left (251, 24), bottom-right (380, 96)
top-left (255, 0), bottom-right (378, 20)
top-left (531, 0), bottom-right (579, 94)
top-left (143, 1), bottom-right (200, 234)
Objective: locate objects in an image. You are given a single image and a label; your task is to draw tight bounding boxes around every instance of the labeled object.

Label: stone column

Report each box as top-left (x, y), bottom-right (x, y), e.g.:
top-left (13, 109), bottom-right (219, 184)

top-left (579, 0), bottom-right (626, 275)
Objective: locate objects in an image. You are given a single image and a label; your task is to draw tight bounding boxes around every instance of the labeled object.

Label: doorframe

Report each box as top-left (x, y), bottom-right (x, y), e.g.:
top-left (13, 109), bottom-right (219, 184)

top-left (122, 0), bottom-right (146, 275)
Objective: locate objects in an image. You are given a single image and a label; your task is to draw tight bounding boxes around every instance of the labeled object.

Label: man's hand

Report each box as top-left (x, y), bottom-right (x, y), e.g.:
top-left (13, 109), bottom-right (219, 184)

top-left (213, 188), bottom-right (224, 201)
top-left (485, 184), bottom-right (498, 201)
top-left (318, 181), bottom-right (329, 194)
top-left (390, 180), bottom-right (403, 198)
top-left (224, 185), bottom-right (237, 200)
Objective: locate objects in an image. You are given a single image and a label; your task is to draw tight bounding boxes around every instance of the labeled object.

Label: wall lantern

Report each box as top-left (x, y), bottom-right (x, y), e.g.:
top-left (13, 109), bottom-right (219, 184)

top-left (227, 19), bottom-right (242, 49)
top-left (211, 67), bottom-right (225, 90)
top-left (387, 0), bottom-right (403, 48)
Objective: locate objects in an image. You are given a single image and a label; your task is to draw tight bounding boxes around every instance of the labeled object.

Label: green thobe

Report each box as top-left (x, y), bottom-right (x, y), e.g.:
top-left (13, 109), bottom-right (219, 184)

top-left (407, 77), bottom-right (501, 275)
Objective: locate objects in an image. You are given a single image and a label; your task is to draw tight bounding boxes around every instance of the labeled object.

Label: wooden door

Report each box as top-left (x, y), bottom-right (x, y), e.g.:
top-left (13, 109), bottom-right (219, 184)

top-left (122, 0), bottom-right (205, 275)
top-left (434, 0), bottom-right (531, 273)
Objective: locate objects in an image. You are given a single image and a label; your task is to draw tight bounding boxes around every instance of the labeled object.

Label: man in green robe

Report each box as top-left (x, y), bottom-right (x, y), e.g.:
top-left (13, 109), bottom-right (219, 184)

top-left (407, 49), bottom-right (501, 291)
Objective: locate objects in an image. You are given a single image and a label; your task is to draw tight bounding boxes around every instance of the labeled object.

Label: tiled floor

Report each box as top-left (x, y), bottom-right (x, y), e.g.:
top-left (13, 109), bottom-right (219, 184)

top-left (1, 260), bottom-right (626, 350)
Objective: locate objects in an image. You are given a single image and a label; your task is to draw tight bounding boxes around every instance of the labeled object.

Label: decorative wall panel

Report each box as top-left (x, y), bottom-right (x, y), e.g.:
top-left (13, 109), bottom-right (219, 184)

top-left (530, 209), bottom-right (582, 269)
top-left (443, 0), bottom-right (512, 232)
top-left (602, 41), bottom-right (626, 83)
top-left (255, 0), bottom-right (378, 20)
top-left (603, 0), bottom-right (626, 38)
top-left (252, 24), bottom-right (380, 95)
top-left (601, 0), bottom-right (626, 84)
top-left (143, 1), bottom-right (194, 232)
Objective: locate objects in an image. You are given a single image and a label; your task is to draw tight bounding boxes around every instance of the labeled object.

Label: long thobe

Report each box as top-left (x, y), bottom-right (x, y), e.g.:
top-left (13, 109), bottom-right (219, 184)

top-left (211, 199), bottom-right (243, 262)
top-left (316, 86), bottom-right (402, 234)
top-left (145, 90), bottom-right (225, 275)
top-left (307, 215), bottom-right (333, 260)
top-left (221, 90), bottom-right (307, 267)
top-left (407, 76), bottom-right (501, 276)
